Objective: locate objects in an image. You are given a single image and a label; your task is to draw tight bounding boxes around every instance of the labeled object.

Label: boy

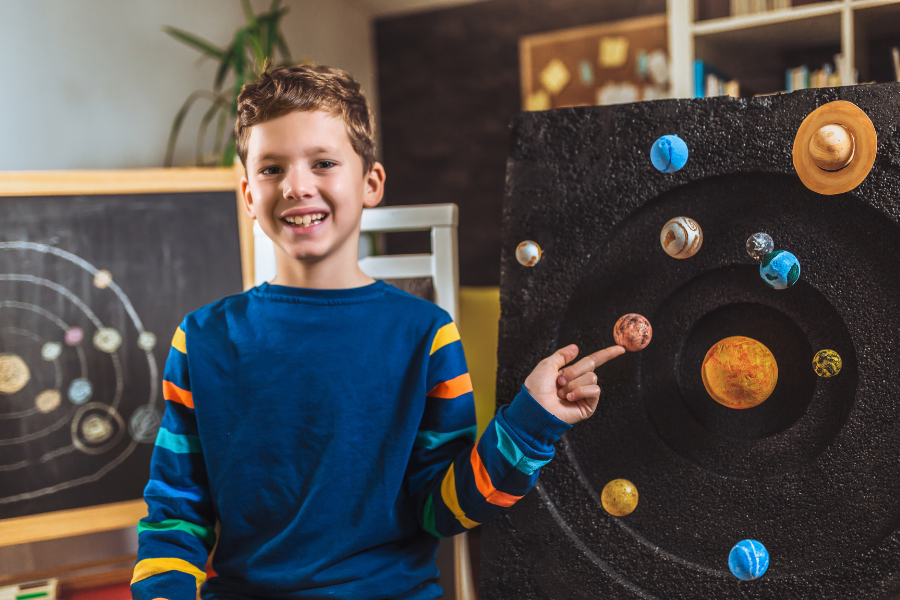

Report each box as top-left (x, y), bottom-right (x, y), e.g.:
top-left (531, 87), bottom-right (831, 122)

top-left (131, 64), bottom-right (624, 600)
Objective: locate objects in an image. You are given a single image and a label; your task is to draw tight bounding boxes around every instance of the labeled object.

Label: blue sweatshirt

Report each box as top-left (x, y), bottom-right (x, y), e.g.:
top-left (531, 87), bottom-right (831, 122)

top-left (131, 281), bottom-right (570, 599)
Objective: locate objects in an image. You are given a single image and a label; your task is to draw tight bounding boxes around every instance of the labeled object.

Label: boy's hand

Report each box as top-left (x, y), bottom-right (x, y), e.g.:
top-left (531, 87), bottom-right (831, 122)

top-left (523, 344), bottom-right (626, 425)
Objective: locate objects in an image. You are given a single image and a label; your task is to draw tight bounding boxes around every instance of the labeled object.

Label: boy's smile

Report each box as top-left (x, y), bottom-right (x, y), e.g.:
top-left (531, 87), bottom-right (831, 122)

top-left (240, 109), bottom-right (385, 288)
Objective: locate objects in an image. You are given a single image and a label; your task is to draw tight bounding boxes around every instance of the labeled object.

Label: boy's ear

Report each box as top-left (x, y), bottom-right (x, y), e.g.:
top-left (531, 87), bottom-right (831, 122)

top-left (240, 176), bottom-right (257, 219)
top-left (362, 162), bottom-right (386, 208)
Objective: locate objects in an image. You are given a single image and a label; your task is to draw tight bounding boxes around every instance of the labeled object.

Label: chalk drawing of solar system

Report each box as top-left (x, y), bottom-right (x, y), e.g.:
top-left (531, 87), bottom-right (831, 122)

top-left (0, 241), bottom-right (161, 506)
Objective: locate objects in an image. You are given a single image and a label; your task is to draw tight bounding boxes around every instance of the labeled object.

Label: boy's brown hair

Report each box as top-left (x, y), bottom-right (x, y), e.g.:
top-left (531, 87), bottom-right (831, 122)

top-left (235, 63), bottom-right (376, 173)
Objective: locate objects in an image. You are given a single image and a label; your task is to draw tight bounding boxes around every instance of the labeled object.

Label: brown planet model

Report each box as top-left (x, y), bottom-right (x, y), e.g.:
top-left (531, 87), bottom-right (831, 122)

top-left (613, 314), bottom-right (652, 352)
top-left (701, 336), bottom-right (778, 409)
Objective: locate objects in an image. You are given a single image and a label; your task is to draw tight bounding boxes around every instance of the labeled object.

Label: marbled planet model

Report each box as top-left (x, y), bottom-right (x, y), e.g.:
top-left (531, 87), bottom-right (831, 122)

top-left (729, 539), bottom-right (769, 580)
top-left (601, 478), bottom-right (639, 517)
top-left (660, 217), bottom-right (703, 259)
top-left (515, 240), bottom-right (542, 267)
top-left (701, 336), bottom-right (778, 409)
top-left (613, 314), bottom-right (652, 351)
top-left (813, 349), bottom-right (842, 377)
top-left (650, 134), bottom-right (689, 173)
top-left (760, 250), bottom-right (800, 289)
top-left (746, 232), bottom-right (774, 260)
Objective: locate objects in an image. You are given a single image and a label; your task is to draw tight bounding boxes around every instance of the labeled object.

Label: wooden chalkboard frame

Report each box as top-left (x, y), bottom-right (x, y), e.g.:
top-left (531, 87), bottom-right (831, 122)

top-left (0, 166), bottom-right (252, 547)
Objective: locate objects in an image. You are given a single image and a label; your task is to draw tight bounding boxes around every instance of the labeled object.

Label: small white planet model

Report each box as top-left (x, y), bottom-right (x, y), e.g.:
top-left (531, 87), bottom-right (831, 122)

top-left (660, 216), bottom-right (702, 259)
top-left (516, 240), bottom-right (542, 267)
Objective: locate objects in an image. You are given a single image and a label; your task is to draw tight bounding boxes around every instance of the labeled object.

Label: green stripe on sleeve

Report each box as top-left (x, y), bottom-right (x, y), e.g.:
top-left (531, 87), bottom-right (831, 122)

top-left (155, 427), bottom-right (202, 454)
top-left (137, 518), bottom-right (217, 549)
top-left (422, 495), bottom-right (443, 538)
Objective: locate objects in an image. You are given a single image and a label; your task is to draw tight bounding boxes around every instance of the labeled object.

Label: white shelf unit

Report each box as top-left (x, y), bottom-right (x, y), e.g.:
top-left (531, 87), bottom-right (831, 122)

top-left (668, 0), bottom-right (900, 98)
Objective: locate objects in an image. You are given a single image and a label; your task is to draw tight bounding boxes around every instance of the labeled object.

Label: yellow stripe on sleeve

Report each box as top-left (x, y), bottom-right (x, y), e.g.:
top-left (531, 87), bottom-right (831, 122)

top-left (132, 557), bottom-right (206, 588)
top-left (430, 322), bottom-right (460, 355)
top-left (440, 463), bottom-right (479, 529)
top-left (171, 327), bottom-right (187, 354)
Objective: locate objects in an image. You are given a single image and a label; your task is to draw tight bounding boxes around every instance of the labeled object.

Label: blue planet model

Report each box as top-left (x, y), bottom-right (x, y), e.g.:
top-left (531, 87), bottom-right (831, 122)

top-left (728, 539), bottom-right (769, 580)
top-left (760, 250), bottom-right (800, 289)
top-left (650, 135), bottom-right (689, 173)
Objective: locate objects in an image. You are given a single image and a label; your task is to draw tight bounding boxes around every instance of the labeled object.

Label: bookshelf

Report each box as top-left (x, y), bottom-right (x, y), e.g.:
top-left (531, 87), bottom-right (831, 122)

top-left (668, 0), bottom-right (900, 97)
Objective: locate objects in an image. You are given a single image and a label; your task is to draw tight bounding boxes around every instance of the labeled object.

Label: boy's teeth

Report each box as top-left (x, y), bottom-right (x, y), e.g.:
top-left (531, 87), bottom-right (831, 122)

top-left (285, 213), bottom-right (325, 227)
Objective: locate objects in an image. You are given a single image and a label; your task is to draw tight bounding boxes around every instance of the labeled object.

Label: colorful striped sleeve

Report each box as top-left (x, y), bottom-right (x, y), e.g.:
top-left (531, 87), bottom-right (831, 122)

top-left (132, 320), bottom-right (216, 600)
top-left (407, 320), bottom-right (572, 538)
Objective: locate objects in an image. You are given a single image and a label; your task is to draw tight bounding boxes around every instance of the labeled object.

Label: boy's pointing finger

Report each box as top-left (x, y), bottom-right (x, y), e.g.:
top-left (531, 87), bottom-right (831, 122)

top-left (544, 344), bottom-right (579, 371)
top-left (557, 345), bottom-right (626, 386)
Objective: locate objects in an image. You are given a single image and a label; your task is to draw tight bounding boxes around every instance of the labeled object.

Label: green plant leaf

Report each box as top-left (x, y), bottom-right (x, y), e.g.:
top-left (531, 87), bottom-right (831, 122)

top-left (248, 35), bottom-right (265, 70)
top-left (241, 0), bottom-right (258, 26)
top-left (214, 110), bottom-right (228, 156)
top-left (164, 89), bottom-right (221, 167)
top-left (196, 95), bottom-right (229, 166)
top-left (163, 26), bottom-right (226, 60)
top-left (213, 46), bottom-right (234, 93)
top-left (221, 136), bottom-right (238, 167)
top-left (232, 29), bottom-right (247, 76)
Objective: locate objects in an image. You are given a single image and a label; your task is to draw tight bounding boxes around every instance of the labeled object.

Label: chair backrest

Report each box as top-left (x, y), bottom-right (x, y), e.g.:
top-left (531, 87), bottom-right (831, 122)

top-left (253, 203), bottom-right (459, 321)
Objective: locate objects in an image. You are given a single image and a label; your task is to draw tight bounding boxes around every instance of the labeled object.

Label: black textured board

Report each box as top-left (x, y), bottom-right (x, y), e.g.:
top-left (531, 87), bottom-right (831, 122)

top-left (484, 83), bottom-right (900, 599)
top-left (0, 192), bottom-right (242, 520)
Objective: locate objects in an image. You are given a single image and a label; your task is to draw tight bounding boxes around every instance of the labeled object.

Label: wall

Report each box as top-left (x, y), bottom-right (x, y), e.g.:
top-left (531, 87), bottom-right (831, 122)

top-left (0, 0), bottom-right (376, 171)
top-left (376, 0), bottom-right (666, 286)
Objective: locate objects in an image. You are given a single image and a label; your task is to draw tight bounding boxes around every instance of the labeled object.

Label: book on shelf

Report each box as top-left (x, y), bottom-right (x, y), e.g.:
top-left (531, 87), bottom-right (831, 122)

top-left (729, 0), bottom-right (789, 17)
top-left (694, 60), bottom-right (740, 98)
top-left (893, 47), bottom-right (900, 82)
top-left (785, 54), bottom-right (842, 93)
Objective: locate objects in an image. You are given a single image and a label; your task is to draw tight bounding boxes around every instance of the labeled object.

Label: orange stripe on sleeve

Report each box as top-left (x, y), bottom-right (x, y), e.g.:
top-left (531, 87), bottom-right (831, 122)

top-left (427, 373), bottom-right (473, 399)
top-left (470, 446), bottom-right (522, 507)
top-left (163, 380), bottom-right (194, 409)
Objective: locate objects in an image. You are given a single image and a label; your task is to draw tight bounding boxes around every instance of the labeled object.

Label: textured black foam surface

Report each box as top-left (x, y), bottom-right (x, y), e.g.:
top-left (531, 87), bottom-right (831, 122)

top-left (483, 83), bottom-right (900, 599)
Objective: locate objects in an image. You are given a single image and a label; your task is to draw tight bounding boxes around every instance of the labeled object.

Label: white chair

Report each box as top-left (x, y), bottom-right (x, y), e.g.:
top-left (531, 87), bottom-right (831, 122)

top-left (253, 203), bottom-right (475, 600)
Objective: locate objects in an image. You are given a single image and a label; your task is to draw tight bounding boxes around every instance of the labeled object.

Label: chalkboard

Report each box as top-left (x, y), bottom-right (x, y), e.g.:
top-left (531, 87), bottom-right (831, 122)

top-left (0, 168), bottom-right (250, 545)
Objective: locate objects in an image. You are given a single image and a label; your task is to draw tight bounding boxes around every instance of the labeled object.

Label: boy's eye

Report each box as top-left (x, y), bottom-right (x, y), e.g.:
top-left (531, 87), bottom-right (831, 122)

top-left (315, 160), bottom-right (336, 169)
top-left (260, 166), bottom-right (282, 175)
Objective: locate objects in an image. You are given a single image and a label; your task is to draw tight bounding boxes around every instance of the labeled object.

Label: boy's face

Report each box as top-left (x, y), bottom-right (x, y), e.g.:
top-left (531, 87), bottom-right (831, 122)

top-left (241, 109), bottom-right (384, 271)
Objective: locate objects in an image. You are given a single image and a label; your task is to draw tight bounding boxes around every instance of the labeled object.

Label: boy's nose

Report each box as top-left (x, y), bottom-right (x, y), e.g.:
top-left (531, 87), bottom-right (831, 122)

top-left (283, 168), bottom-right (315, 200)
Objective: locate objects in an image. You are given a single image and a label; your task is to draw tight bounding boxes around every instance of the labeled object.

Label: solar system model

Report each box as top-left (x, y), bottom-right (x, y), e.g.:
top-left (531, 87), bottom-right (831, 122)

top-left (484, 84), bottom-right (900, 598)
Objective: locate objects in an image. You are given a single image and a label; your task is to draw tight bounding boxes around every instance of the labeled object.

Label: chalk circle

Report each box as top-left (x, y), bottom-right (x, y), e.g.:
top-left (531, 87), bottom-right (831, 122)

top-left (137, 331), bottom-right (157, 352)
top-left (129, 405), bottom-right (162, 443)
top-left (93, 269), bottom-right (113, 289)
top-left (64, 327), bottom-right (84, 346)
top-left (68, 377), bottom-right (93, 405)
top-left (71, 402), bottom-right (125, 455)
top-left (793, 100), bottom-right (876, 195)
top-left (93, 327), bottom-right (122, 353)
top-left (41, 341), bottom-right (63, 361)
top-left (0, 353), bottom-right (30, 394)
top-left (82, 414), bottom-right (113, 443)
top-left (35, 389), bottom-right (62, 413)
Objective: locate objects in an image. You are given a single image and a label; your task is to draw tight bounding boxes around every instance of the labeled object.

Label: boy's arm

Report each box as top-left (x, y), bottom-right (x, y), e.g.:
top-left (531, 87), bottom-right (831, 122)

top-left (407, 320), bottom-right (622, 538)
top-left (131, 322), bottom-right (216, 600)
